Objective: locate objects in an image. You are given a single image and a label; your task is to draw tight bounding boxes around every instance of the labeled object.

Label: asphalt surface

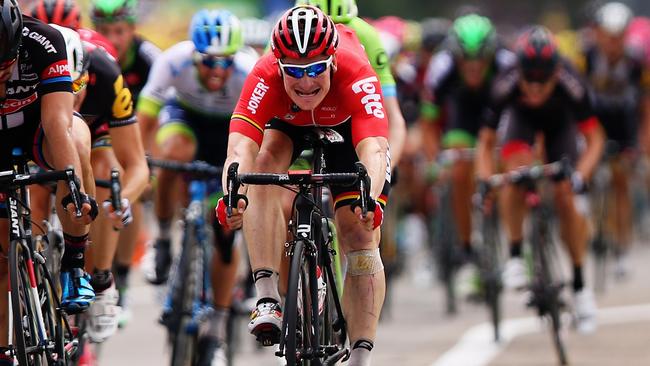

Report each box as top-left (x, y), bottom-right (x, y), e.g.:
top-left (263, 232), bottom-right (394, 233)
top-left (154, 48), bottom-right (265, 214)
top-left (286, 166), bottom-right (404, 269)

top-left (99, 240), bottom-right (650, 366)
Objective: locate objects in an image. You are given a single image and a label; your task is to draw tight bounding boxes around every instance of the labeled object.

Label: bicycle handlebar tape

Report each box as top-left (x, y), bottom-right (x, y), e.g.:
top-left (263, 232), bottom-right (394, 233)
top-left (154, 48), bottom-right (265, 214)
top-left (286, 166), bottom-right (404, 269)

top-left (346, 248), bottom-right (384, 276)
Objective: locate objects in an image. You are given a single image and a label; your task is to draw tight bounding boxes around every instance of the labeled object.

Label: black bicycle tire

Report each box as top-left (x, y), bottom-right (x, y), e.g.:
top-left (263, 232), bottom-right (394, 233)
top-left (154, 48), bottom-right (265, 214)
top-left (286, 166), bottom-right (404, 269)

top-left (533, 210), bottom-right (569, 366)
top-left (433, 184), bottom-right (458, 315)
top-left (284, 240), bottom-right (306, 366)
top-left (483, 211), bottom-right (502, 342)
top-left (35, 261), bottom-right (65, 365)
top-left (10, 240), bottom-right (47, 366)
top-left (170, 227), bottom-right (200, 366)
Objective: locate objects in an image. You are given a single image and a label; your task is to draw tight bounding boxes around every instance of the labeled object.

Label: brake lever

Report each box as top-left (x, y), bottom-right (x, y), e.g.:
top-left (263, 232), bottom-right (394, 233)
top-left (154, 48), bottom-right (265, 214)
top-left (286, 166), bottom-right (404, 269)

top-left (110, 168), bottom-right (123, 214)
top-left (226, 162), bottom-right (240, 217)
top-left (64, 166), bottom-right (83, 218)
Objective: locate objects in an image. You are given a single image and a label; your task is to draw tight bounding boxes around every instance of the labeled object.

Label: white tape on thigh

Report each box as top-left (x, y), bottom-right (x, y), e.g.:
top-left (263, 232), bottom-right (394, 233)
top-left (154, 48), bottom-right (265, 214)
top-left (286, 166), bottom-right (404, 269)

top-left (346, 248), bottom-right (384, 276)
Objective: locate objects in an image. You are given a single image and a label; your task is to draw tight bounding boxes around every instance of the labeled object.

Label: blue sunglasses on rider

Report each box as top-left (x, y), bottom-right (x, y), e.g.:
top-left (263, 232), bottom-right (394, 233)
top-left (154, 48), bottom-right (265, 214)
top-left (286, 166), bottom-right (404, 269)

top-left (278, 56), bottom-right (333, 79)
top-left (193, 52), bottom-right (234, 69)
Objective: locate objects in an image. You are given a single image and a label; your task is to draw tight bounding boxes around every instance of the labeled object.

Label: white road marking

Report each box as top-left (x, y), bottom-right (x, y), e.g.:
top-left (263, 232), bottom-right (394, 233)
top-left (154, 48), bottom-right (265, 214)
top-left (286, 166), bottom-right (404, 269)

top-left (430, 302), bottom-right (650, 366)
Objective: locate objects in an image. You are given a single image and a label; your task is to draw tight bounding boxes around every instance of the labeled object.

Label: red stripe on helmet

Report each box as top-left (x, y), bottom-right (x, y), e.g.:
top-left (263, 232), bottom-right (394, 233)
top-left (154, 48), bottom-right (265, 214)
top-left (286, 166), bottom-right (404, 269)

top-left (52, 0), bottom-right (65, 25)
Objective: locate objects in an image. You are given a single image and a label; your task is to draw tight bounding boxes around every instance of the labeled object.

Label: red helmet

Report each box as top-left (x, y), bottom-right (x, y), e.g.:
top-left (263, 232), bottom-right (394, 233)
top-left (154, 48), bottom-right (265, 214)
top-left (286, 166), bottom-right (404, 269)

top-left (30, 0), bottom-right (81, 30)
top-left (271, 5), bottom-right (338, 59)
top-left (77, 27), bottom-right (118, 60)
top-left (515, 26), bottom-right (559, 82)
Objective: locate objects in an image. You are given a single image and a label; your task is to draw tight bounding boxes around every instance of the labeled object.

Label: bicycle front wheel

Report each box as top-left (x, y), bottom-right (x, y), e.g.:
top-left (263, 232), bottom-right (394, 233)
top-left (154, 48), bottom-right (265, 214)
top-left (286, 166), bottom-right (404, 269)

top-left (9, 240), bottom-right (45, 366)
top-left (283, 240), bottom-right (314, 366)
top-left (170, 225), bottom-right (200, 366)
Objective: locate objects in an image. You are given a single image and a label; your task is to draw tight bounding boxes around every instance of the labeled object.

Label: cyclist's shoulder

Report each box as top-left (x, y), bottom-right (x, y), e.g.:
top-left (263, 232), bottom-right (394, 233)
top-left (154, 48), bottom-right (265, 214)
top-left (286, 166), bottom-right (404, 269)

top-left (557, 60), bottom-right (589, 101)
top-left (88, 47), bottom-right (122, 81)
top-left (344, 17), bottom-right (381, 45)
top-left (494, 47), bottom-right (517, 71)
top-left (20, 16), bottom-right (66, 56)
top-left (424, 50), bottom-right (456, 88)
top-left (233, 46), bottom-right (260, 75)
top-left (133, 35), bottom-right (162, 64)
top-left (490, 67), bottom-right (519, 103)
top-left (336, 29), bottom-right (377, 73)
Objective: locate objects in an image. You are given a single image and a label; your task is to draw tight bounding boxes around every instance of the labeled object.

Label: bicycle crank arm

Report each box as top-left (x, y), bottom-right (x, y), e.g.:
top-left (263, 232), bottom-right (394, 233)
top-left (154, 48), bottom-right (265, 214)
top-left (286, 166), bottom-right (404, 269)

top-left (323, 348), bottom-right (350, 365)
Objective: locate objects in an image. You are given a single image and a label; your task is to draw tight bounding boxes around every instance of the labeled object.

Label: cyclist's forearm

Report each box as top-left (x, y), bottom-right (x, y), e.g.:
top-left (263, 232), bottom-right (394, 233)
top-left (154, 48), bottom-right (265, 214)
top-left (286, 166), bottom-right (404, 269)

top-left (137, 111), bottom-right (159, 155)
top-left (223, 132), bottom-right (260, 195)
top-left (577, 124), bottom-right (605, 180)
top-left (112, 124), bottom-right (150, 202)
top-left (476, 127), bottom-right (497, 180)
top-left (385, 97), bottom-right (406, 165)
top-left (356, 136), bottom-right (389, 200)
top-left (41, 92), bottom-right (86, 192)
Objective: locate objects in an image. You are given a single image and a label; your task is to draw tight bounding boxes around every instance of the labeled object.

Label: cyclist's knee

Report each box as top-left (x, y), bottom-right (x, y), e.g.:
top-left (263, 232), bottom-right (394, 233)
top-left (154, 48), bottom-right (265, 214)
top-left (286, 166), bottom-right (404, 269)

top-left (254, 150), bottom-right (288, 173)
top-left (72, 116), bottom-right (92, 157)
top-left (346, 248), bottom-right (384, 277)
top-left (159, 134), bottom-right (195, 162)
top-left (553, 181), bottom-right (574, 211)
top-left (91, 149), bottom-right (122, 181)
top-left (334, 209), bottom-right (375, 248)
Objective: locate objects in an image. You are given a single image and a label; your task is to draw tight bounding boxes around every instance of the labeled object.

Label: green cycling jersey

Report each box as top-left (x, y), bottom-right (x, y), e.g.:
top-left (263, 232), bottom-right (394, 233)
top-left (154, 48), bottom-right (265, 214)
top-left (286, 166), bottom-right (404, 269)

top-left (345, 17), bottom-right (396, 97)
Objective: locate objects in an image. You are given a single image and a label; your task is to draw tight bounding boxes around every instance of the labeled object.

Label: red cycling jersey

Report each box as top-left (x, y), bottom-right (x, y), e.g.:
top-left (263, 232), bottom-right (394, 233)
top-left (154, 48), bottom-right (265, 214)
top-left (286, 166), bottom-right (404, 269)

top-left (230, 24), bottom-right (389, 147)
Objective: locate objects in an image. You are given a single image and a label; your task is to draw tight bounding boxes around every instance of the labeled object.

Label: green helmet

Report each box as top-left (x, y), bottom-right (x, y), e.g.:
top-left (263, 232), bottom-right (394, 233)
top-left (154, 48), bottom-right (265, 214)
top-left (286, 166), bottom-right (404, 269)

top-left (295, 0), bottom-right (358, 24)
top-left (91, 0), bottom-right (137, 24)
top-left (448, 14), bottom-right (496, 59)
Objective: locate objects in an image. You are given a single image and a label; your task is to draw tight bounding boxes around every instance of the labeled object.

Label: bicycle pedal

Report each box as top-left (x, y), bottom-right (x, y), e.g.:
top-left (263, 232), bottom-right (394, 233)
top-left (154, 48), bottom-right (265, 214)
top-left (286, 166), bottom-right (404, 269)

top-left (252, 324), bottom-right (281, 347)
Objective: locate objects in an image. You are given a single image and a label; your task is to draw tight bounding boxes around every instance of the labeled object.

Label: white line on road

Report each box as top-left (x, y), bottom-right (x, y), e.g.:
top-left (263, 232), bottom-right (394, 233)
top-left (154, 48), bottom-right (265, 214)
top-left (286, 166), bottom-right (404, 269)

top-left (430, 302), bottom-right (650, 366)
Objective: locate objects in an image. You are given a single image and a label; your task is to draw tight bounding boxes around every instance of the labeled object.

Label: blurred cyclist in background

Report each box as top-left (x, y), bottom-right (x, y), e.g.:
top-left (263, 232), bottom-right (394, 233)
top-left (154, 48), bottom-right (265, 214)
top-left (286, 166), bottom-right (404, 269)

top-left (419, 13), bottom-right (515, 272)
top-left (240, 17), bottom-right (272, 56)
top-left (576, 2), bottom-right (650, 277)
top-left (137, 10), bottom-right (258, 365)
top-left (476, 26), bottom-right (604, 334)
top-left (90, 0), bottom-right (161, 325)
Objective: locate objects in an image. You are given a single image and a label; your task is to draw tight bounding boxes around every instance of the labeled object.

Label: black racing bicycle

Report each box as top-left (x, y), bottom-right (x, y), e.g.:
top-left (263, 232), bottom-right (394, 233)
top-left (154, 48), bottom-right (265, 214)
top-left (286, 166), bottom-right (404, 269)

top-left (429, 148), bottom-right (474, 315)
top-left (148, 158), bottom-right (223, 366)
top-left (226, 128), bottom-right (372, 366)
top-left (484, 160), bottom-right (571, 365)
top-left (3, 148), bottom-right (87, 366)
top-left (472, 191), bottom-right (503, 342)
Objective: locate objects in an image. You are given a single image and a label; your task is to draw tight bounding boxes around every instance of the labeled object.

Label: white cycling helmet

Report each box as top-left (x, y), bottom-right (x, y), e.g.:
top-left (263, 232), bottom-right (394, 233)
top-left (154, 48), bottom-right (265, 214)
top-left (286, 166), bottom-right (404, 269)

top-left (49, 23), bottom-right (88, 81)
top-left (595, 2), bottom-right (633, 35)
top-left (240, 17), bottom-right (272, 48)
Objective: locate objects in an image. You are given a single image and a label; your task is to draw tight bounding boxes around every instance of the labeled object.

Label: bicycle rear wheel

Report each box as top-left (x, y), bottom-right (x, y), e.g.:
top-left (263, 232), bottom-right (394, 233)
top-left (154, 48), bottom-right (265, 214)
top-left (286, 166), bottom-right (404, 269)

top-left (9, 240), bottom-right (45, 366)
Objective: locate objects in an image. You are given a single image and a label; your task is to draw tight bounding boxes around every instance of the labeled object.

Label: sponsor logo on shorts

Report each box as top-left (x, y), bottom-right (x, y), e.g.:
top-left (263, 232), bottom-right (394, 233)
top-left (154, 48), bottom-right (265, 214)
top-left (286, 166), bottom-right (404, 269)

top-left (351, 76), bottom-right (385, 119)
top-left (246, 78), bottom-right (269, 115)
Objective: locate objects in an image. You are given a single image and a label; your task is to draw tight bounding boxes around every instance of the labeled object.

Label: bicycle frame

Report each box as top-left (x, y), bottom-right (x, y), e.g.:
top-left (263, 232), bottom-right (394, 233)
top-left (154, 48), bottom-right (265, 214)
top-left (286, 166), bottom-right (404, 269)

top-left (6, 163), bottom-right (50, 355)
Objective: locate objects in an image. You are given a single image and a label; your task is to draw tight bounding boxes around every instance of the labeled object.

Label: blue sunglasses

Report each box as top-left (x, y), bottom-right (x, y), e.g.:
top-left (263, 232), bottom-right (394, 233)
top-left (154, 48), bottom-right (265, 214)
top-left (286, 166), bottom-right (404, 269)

top-left (278, 56), bottom-right (333, 79)
top-left (194, 52), bottom-right (234, 69)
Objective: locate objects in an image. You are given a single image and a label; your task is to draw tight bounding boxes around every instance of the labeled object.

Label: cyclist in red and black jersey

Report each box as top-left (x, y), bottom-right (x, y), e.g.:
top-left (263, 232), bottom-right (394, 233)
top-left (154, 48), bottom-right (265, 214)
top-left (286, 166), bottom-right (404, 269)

top-left (476, 26), bottom-right (605, 334)
top-left (216, 6), bottom-right (390, 365)
top-left (0, 3), bottom-right (98, 361)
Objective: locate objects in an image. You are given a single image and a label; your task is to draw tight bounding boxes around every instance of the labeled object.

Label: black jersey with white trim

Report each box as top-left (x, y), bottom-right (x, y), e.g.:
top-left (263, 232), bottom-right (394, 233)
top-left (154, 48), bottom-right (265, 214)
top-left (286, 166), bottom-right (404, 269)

top-left (0, 16), bottom-right (72, 130)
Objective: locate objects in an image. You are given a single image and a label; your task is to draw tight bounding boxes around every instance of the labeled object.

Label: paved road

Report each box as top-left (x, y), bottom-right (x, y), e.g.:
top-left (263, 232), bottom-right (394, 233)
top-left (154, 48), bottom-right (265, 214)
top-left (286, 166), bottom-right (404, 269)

top-left (99, 242), bottom-right (650, 366)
